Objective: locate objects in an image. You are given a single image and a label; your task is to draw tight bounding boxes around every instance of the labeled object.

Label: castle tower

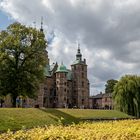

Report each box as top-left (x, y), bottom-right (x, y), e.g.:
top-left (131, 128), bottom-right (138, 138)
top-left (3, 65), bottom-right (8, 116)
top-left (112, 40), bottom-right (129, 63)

top-left (71, 46), bottom-right (89, 108)
top-left (55, 63), bottom-right (68, 108)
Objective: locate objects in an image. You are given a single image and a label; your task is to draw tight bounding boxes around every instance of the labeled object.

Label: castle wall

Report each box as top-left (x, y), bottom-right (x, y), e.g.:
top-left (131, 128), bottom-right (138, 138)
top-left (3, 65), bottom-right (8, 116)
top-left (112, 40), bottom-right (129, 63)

top-left (43, 77), bottom-right (55, 108)
top-left (102, 95), bottom-right (112, 109)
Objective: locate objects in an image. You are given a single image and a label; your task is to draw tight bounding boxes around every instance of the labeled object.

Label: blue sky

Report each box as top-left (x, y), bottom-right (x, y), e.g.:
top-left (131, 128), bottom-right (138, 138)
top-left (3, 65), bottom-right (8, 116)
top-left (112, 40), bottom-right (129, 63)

top-left (0, 11), bottom-right (14, 30)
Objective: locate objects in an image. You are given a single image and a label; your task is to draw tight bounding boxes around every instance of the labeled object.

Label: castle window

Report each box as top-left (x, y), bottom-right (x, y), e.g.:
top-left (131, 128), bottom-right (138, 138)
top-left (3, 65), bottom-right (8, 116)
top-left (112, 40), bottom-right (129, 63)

top-left (82, 73), bottom-right (84, 78)
top-left (50, 98), bottom-right (53, 103)
top-left (43, 97), bottom-right (47, 105)
top-left (57, 87), bottom-right (59, 91)
top-left (50, 89), bottom-right (53, 96)
top-left (74, 65), bottom-right (76, 70)
top-left (44, 87), bottom-right (47, 90)
top-left (64, 88), bottom-right (67, 92)
top-left (73, 98), bottom-right (76, 104)
top-left (67, 99), bottom-right (69, 104)
top-left (44, 88), bottom-right (47, 95)
top-left (82, 99), bottom-right (84, 105)
top-left (65, 82), bottom-right (67, 85)
top-left (82, 81), bottom-right (84, 87)
top-left (74, 81), bottom-right (76, 86)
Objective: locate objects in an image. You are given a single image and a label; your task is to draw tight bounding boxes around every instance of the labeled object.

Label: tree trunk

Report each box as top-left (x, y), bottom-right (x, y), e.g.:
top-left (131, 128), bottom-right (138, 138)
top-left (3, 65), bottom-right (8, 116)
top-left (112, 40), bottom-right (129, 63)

top-left (12, 94), bottom-right (17, 107)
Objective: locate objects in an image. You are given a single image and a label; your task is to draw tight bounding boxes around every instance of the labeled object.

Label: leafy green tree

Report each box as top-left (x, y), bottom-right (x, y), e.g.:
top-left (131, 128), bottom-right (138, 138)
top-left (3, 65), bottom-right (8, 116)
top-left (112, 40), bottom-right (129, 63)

top-left (0, 22), bottom-right (48, 106)
top-left (113, 75), bottom-right (140, 117)
top-left (105, 79), bottom-right (118, 94)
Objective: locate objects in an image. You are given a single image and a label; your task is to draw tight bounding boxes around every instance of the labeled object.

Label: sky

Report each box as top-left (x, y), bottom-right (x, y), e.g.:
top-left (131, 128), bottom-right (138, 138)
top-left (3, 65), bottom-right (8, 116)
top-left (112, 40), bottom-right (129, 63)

top-left (0, 9), bottom-right (13, 29)
top-left (0, 0), bottom-right (140, 95)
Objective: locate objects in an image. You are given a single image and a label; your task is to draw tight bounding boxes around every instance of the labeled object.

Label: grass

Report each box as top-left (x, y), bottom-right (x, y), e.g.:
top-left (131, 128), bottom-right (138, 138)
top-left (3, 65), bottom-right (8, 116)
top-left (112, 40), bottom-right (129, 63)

top-left (55, 109), bottom-right (131, 119)
top-left (0, 108), bottom-right (132, 131)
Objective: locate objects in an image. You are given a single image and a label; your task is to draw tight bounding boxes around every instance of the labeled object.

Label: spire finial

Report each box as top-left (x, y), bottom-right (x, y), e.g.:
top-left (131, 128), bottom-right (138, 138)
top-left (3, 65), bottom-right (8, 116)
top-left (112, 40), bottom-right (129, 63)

top-left (76, 41), bottom-right (82, 61)
top-left (40, 16), bottom-right (43, 32)
top-left (77, 41), bottom-right (81, 54)
top-left (78, 42), bottom-right (80, 50)
top-left (77, 41), bottom-right (80, 49)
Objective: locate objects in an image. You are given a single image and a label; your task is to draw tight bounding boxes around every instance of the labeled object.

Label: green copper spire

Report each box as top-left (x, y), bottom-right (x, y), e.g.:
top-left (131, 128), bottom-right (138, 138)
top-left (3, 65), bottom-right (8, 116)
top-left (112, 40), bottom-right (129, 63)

top-left (56, 63), bottom-right (68, 73)
top-left (72, 43), bottom-right (87, 65)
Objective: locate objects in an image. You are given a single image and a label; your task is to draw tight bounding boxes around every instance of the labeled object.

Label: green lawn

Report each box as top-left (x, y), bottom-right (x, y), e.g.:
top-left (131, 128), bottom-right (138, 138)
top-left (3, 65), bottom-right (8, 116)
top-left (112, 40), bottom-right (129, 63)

top-left (0, 108), bottom-right (132, 131)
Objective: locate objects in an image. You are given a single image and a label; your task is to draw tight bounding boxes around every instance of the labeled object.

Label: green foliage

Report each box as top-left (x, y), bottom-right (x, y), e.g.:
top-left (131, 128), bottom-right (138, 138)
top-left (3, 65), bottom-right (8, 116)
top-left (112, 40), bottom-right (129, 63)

top-left (105, 79), bottom-right (118, 94)
top-left (0, 22), bottom-right (47, 106)
top-left (113, 75), bottom-right (140, 117)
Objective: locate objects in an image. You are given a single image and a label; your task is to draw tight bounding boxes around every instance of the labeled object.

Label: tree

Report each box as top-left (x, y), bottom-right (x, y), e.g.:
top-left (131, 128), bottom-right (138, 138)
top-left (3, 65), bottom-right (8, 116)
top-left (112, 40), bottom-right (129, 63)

top-left (113, 75), bottom-right (140, 117)
top-left (0, 22), bottom-right (48, 106)
top-left (105, 79), bottom-right (118, 94)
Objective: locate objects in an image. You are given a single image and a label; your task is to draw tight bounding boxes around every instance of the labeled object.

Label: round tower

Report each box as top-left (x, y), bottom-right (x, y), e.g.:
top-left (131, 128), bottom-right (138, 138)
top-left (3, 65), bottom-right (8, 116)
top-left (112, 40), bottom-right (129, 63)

top-left (56, 63), bottom-right (68, 108)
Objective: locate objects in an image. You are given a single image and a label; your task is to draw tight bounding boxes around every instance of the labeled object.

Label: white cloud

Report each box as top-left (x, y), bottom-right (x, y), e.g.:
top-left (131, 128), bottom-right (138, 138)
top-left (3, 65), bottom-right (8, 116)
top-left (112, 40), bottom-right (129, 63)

top-left (1, 0), bottom-right (140, 94)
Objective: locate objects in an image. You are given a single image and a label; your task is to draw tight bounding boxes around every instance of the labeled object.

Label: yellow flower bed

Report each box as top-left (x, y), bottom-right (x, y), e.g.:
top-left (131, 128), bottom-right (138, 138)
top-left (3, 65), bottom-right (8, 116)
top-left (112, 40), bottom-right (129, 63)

top-left (0, 120), bottom-right (140, 140)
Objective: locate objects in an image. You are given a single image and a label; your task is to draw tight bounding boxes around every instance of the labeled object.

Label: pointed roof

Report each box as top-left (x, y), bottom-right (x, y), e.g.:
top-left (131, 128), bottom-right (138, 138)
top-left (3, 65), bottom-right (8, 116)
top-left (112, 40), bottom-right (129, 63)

top-left (72, 45), bottom-right (86, 65)
top-left (76, 43), bottom-right (82, 59)
top-left (44, 64), bottom-right (51, 77)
